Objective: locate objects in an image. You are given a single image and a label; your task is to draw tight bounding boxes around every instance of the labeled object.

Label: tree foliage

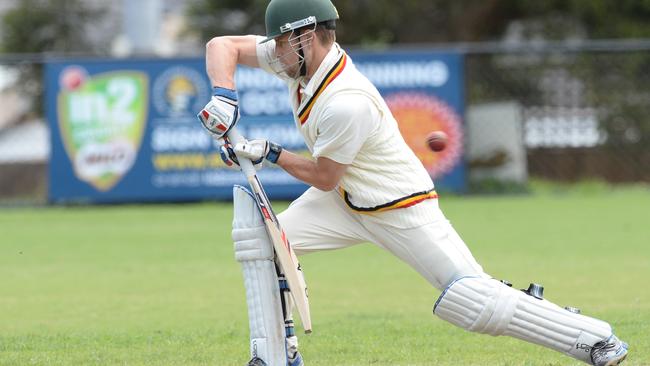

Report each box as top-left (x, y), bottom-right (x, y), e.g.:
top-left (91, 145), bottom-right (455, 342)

top-left (186, 0), bottom-right (269, 43)
top-left (186, 0), bottom-right (650, 45)
top-left (0, 0), bottom-right (100, 54)
top-left (0, 0), bottom-right (101, 116)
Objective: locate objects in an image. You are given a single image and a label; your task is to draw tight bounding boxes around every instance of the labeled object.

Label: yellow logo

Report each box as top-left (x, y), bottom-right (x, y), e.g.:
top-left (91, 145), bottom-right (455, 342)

top-left (166, 75), bottom-right (197, 114)
top-left (152, 66), bottom-right (208, 118)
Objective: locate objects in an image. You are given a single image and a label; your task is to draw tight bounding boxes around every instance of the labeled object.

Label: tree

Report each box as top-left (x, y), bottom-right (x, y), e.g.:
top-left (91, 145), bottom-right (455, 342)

top-left (185, 0), bottom-right (650, 45)
top-left (186, 0), bottom-right (268, 44)
top-left (0, 0), bottom-right (102, 117)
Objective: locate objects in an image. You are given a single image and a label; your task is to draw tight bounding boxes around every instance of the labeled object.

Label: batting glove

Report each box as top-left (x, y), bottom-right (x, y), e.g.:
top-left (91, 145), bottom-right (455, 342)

top-left (197, 87), bottom-right (240, 138)
top-left (219, 141), bottom-right (263, 170)
top-left (234, 139), bottom-right (283, 164)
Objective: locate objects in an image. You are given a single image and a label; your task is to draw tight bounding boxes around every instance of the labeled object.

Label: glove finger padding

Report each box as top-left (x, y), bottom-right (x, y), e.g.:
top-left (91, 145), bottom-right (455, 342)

top-left (220, 142), bottom-right (264, 170)
top-left (234, 139), bottom-right (269, 161)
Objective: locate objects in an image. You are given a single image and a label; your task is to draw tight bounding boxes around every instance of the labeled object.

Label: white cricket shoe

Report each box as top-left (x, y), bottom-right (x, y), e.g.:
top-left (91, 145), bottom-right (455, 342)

top-left (590, 335), bottom-right (628, 366)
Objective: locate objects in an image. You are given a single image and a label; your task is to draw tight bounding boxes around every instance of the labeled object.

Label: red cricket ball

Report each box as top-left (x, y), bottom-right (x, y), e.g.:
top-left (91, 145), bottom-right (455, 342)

top-left (60, 67), bottom-right (86, 90)
top-left (426, 130), bottom-right (448, 152)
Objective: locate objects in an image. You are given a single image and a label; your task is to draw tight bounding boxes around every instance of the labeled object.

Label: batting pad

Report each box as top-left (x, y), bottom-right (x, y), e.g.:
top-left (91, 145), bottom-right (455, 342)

top-left (434, 277), bottom-right (612, 364)
top-left (232, 185), bottom-right (287, 366)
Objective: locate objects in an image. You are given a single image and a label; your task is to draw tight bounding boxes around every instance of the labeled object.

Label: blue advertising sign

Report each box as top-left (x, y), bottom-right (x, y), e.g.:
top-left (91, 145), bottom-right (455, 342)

top-left (46, 51), bottom-right (464, 204)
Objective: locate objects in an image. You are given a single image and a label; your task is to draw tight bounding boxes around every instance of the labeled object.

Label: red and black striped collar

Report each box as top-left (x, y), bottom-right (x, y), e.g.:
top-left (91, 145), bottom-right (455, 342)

top-left (297, 52), bottom-right (347, 125)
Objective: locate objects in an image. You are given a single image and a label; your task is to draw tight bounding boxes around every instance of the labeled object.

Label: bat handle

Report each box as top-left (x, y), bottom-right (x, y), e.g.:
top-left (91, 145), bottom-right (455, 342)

top-left (224, 127), bottom-right (257, 178)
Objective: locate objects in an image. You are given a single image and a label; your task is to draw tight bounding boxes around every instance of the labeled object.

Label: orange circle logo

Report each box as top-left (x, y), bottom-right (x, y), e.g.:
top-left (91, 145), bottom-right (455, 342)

top-left (386, 93), bottom-right (463, 178)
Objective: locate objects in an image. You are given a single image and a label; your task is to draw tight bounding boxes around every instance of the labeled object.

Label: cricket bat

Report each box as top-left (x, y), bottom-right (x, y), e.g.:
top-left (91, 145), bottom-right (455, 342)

top-left (226, 127), bottom-right (312, 334)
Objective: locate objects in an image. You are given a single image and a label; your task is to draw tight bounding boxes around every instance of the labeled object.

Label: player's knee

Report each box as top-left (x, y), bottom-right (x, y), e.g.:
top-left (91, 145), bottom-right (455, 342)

top-left (433, 276), bottom-right (504, 334)
top-left (232, 185), bottom-right (274, 262)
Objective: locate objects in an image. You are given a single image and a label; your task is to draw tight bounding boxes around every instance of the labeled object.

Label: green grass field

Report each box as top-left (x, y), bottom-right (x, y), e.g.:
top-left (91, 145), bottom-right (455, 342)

top-left (1, 185), bottom-right (649, 365)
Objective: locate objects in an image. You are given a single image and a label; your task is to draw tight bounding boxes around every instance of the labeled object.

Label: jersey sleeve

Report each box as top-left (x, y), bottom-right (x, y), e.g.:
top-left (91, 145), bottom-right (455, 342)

top-left (255, 36), bottom-right (277, 74)
top-left (312, 93), bottom-right (380, 164)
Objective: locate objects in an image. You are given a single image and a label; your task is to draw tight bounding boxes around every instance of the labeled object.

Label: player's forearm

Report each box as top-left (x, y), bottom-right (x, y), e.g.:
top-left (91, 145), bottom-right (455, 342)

top-left (206, 37), bottom-right (238, 88)
top-left (205, 35), bottom-right (259, 89)
top-left (276, 151), bottom-right (341, 191)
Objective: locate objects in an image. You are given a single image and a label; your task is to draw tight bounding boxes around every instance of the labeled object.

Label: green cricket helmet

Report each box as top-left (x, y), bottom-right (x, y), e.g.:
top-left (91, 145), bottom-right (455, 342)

top-left (261, 0), bottom-right (339, 43)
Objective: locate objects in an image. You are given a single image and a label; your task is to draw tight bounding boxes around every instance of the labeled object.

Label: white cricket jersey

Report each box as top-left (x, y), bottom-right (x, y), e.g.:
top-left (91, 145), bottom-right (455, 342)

top-left (256, 38), bottom-right (440, 227)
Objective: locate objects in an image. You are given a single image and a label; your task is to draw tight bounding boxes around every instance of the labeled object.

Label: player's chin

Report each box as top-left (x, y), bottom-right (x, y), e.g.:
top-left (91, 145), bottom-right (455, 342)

top-left (281, 64), bottom-right (300, 79)
top-left (287, 68), bottom-right (301, 80)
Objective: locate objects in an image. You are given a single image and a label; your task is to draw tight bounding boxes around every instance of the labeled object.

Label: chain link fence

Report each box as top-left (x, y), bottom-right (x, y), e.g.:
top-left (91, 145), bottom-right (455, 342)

top-left (463, 40), bottom-right (650, 190)
top-left (1, 40), bottom-right (649, 204)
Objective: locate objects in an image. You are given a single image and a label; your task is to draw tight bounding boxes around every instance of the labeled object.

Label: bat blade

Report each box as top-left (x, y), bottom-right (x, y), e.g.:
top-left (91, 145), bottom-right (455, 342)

top-left (248, 176), bottom-right (312, 333)
top-left (264, 215), bottom-right (312, 333)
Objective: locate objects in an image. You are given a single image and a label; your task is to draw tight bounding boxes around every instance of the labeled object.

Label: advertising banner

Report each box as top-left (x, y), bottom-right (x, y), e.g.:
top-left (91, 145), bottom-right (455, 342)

top-left (46, 51), bottom-right (464, 203)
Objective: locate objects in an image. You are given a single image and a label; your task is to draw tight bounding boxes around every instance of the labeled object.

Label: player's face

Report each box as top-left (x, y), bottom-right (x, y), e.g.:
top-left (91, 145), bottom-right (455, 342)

top-left (274, 34), bottom-right (301, 78)
top-left (271, 27), bottom-right (314, 79)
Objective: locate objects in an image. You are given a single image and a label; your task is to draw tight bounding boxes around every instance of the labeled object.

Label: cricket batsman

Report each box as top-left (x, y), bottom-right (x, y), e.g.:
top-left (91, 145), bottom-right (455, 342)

top-left (197, 0), bottom-right (630, 365)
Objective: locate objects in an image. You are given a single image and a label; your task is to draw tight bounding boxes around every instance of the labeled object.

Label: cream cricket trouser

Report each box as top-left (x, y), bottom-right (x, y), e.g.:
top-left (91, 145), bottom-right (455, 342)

top-left (277, 187), bottom-right (486, 291)
top-left (277, 187), bottom-right (486, 360)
